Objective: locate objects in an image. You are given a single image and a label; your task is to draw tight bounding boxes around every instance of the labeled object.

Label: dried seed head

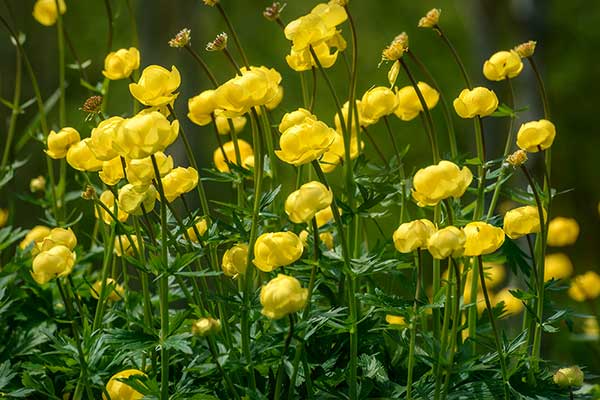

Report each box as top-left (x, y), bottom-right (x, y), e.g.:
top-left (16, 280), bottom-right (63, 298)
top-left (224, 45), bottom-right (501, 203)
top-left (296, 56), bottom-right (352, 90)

top-left (81, 185), bottom-right (96, 200)
top-left (514, 40), bottom-right (536, 58)
top-left (506, 150), bottom-right (528, 167)
top-left (381, 33), bottom-right (408, 62)
top-left (263, 2), bottom-right (286, 21)
top-left (169, 28), bottom-right (191, 48)
top-left (81, 95), bottom-right (103, 114)
top-left (418, 8), bottom-right (441, 28)
top-left (206, 32), bottom-right (228, 52)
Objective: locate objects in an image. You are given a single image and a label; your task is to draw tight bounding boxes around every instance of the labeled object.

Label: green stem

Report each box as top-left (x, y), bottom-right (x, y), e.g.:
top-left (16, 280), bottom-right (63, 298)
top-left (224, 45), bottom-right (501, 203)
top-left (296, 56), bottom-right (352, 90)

top-left (1, 41), bottom-right (21, 168)
top-left (274, 316), bottom-right (295, 399)
top-left (442, 258), bottom-right (462, 397)
top-left (473, 116), bottom-right (487, 220)
top-left (406, 250), bottom-right (423, 400)
top-left (434, 25), bottom-right (472, 89)
top-left (361, 126), bottom-right (388, 166)
top-left (434, 259), bottom-right (454, 400)
top-left (103, 0), bottom-right (113, 53)
top-left (125, 0), bottom-right (139, 48)
top-left (184, 45), bottom-right (219, 87)
top-left (207, 337), bottom-right (240, 400)
top-left (216, 3), bottom-right (250, 68)
top-left (92, 226), bottom-right (116, 331)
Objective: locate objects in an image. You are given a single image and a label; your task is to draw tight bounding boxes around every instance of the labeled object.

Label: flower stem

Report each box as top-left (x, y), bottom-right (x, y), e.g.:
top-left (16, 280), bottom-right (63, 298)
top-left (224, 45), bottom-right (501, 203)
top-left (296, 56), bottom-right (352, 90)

top-left (274, 315), bottom-right (295, 399)
top-left (442, 258), bottom-right (463, 397)
top-left (103, 0), bottom-right (113, 53)
top-left (0, 41), bottom-right (21, 168)
top-left (216, 3), bottom-right (250, 68)
top-left (434, 25), bottom-right (472, 89)
top-left (406, 250), bottom-right (423, 400)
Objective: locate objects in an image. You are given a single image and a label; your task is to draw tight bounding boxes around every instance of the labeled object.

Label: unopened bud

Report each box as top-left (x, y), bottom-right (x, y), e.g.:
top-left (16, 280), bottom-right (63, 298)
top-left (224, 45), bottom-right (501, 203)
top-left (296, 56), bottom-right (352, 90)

top-left (206, 33), bottom-right (228, 52)
top-left (263, 2), bottom-right (286, 21)
top-left (514, 40), bottom-right (536, 58)
top-left (30, 175), bottom-right (46, 193)
top-left (192, 317), bottom-right (222, 336)
top-left (506, 150), bottom-right (528, 167)
top-left (553, 366), bottom-right (584, 387)
top-left (418, 8), bottom-right (441, 28)
top-left (169, 28), bottom-right (191, 48)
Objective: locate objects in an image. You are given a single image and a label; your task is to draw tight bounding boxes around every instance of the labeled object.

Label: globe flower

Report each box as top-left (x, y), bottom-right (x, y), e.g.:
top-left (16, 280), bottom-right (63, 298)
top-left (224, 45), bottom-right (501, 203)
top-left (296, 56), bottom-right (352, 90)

top-left (102, 48), bottom-right (141, 80)
top-left (568, 271), bottom-right (600, 302)
top-left (553, 366), bottom-right (584, 388)
top-left (411, 160), bottom-right (473, 207)
top-left (19, 225), bottom-right (51, 250)
top-left (31, 245), bottom-right (76, 285)
top-left (453, 87), bottom-right (498, 118)
top-left (32, 0), bottom-right (66, 26)
top-left (393, 219), bottom-right (436, 253)
top-left (285, 181), bottom-right (333, 224)
top-left (394, 82), bottom-right (440, 121)
top-left (483, 50), bottom-right (523, 81)
top-left (493, 288), bottom-right (524, 317)
top-left (319, 231), bottom-right (334, 250)
top-left (118, 184), bottom-right (157, 215)
top-left (95, 190), bottom-right (129, 225)
top-left (114, 235), bottom-right (139, 257)
top-left (126, 152), bottom-right (173, 186)
top-left (99, 157), bottom-right (126, 186)
top-left (544, 253), bottom-right (574, 281)
top-left (253, 231), bottom-right (304, 272)
top-left (546, 217), bottom-right (579, 247)
top-left (260, 274), bottom-right (308, 320)
top-left (360, 86), bottom-right (398, 126)
top-left (315, 206), bottom-right (341, 227)
top-left (103, 369), bottom-right (146, 400)
top-left (66, 139), bottom-right (104, 172)
top-left (213, 139), bottom-right (254, 173)
top-left (266, 85), bottom-right (284, 110)
top-left (284, 3), bottom-right (347, 51)
top-left (516, 119), bottom-right (556, 152)
top-left (319, 130), bottom-right (363, 173)
top-left (286, 41), bottom-right (340, 72)
top-left (91, 278), bottom-right (124, 302)
top-left (333, 101), bottom-right (363, 132)
top-left (463, 221), bottom-right (505, 256)
top-left (503, 205), bottom-right (546, 239)
top-left (187, 90), bottom-right (217, 126)
top-left (222, 243), bottom-right (249, 276)
top-left (46, 127), bottom-right (80, 159)
top-left (191, 317), bottom-right (222, 337)
top-left (215, 115), bottom-right (247, 135)
top-left (129, 65), bottom-right (180, 107)
top-left (427, 226), bottom-right (466, 259)
top-left (157, 167), bottom-right (198, 203)
top-left (36, 227), bottom-right (77, 253)
top-left (385, 315), bottom-right (406, 326)
top-left (87, 117), bottom-right (125, 161)
top-left (112, 110), bottom-right (179, 159)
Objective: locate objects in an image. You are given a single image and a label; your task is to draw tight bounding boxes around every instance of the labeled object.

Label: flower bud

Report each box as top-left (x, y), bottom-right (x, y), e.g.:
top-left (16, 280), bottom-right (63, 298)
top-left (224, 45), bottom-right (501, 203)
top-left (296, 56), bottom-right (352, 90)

top-left (99, 157), bottom-right (126, 186)
top-left (385, 315), bottom-right (406, 326)
top-left (114, 235), bottom-right (139, 257)
top-left (453, 87), bottom-right (498, 118)
top-left (19, 225), bottom-right (51, 250)
top-left (46, 127), bottom-right (80, 159)
top-left (260, 274), bottom-right (308, 320)
top-left (418, 8), bottom-right (441, 28)
top-left (103, 369), bottom-right (146, 400)
top-left (394, 82), bottom-right (440, 121)
top-left (213, 139), bottom-right (254, 173)
top-left (118, 184), bottom-right (157, 215)
top-left (30, 175), bottom-right (46, 193)
top-left (253, 232), bottom-right (304, 272)
top-left (102, 48), bottom-right (140, 80)
top-left (96, 190), bottom-right (129, 225)
top-left (285, 181), bottom-right (333, 224)
top-left (547, 217), bottom-right (579, 247)
top-left (483, 50), bottom-right (523, 81)
top-left (192, 317), bottom-right (221, 336)
top-left (66, 139), bottom-right (104, 172)
top-left (463, 221), bottom-right (505, 256)
top-left (544, 253), bottom-right (573, 281)
top-left (411, 160), bottom-right (473, 207)
top-left (503, 205), bottom-right (546, 239)
top-left (88, 117), bottom-right (125, 161)
top-left (187, 218), bottom-right (208, 243)
top-left (514, 40), bottom-right (536, 58)
top-left (91, 278), bottom-right (124, 302)
top-left (393, 219), bottom-right (436, 253)
top-left (159, 167), bottom-right (199, 202)
top-left (113, 110), bottom-right (179, 160)
top-left (31, 245), bottom-right (76, 285)
top-left (516, 119), bottom-right (556, 152)
top-left (222, 243), bottom-right (249, 276)
top-left (506, 150), bottom-right (528, 167)
top-left (427, 226), bottom-right (466, 259)
top-left (129, 65), bottom-right (181, 107)
top-left (32, 0), bottom-right (66, 26)
top-left (553, 366), bottom-right (584, 388)
top-left (569, 272), bottom-right (600, 302)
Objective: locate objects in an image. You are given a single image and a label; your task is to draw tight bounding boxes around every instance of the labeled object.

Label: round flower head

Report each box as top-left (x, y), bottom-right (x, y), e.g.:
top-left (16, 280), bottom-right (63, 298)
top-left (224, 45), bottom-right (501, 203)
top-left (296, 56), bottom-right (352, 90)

top-left (546, 217), bottom-right (579, 247)
top-left (284, 3), bottom-right (347, 51)
top-left (453, 87), bottom-right (498, 118)
top-left (319, 130), bottom-right (363, 173)
top-left (253, 231), bottom-right (304, 272)
top-left (286, 41), bottom-right (340, 72)
top-left (360, 86), bottom-right (398, 126)
top-left (463, 221), bottom-right (505, 256)
top-left (66, 139), bottom-right (103, 172)
top-left (159, 167), bottom-right (199, 202)
top-left (285, 181), bottom-right (333, 224)
top-left (213, 139), bottom-right (254, 173)
top-left (103, 369), bottom-right (146, 400)
top-left (503, 205), bottom-right (546, 239)
top-left (483, 50), bottom-right (523, 81)
top-left (394, 82), bottom-right (440, 121)
top-left (46, 127), bottom-right (80, 159)
top-left (112, 110), bottom-right (179, 159)
top-left (553, 366), bottom-right (584, 388)
top-left (265, 85), bottom-right (284, 110)
top-left (516, 119), bottom-right (556, 152)
top-left (117, 184), bottom-right (157, 215)
top-left (186, 217), bottom-right (208, 243)
top-left (222, 243), bottom-right (249, 276)
top-left (411, 160), bottom-right (473, 207)
top-left (31, 245), bottom-right (76, 285)
top-left (102, 48), bottom-right (141, 80)
top-left (126, 152), bottom-right (173, 186)
top-left (32, 0), bottom-right (66, 26)
top-left (568, 271), bottom-right (600, 302)
top-left (36, 227), bottom-right (77, 254)
top-left (493, 288), bottom-right (524, 317)
top-left (393, 219), bottom-right (436, 253)
top-left (333, 101), bottom-right (363, 132)
top-left (215, 115), bottom-right (247, 135)
top-left (260, 274), bottom-right (308, 320)
top-left (114, 235), bottom-right (139, 257)
top-left (88, 117), bottom-right (125, 161)
top-left (187, 90), bottom-right (217, 127)
top-left (129, 65), bottom-right (181, 107)
top-left (544, 253), bottom-right (573, 281)
top-left (99, 157), bottom-right (126, 186)
top-left (427, 226), bottom-right (466, 259)
top-left (19, 225), bottom-right (51, 250)
top-left (95, 190), bottom-right (129, 225)
top-left (192, 317), bottom-right (221, 337)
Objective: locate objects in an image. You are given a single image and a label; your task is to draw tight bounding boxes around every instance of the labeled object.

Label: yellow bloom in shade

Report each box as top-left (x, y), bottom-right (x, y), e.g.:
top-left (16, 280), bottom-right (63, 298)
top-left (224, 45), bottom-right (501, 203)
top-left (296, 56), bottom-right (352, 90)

top-left (118, 184), bottom-right (157, 215)
top-left (222, 243), bottom-right (249, 276)
top-left (103, 369), bottom-right (146, 400)
top-left (129, 65), bottom-right (180, 107)
top-left (544, 253), bottom-right (573, 281)
top-left (66, 139), bottom-right (103, 172)
top-left (412, 160), bottom-right (473, 207)
top-left (253, 232), bottom-right (304, 272)
top-left (427, 226), bottom-right (466, 259)
top-left (260, 274), bottom-right (308, 320)
top-left (187, 90), bottom-right (217, 127)
top-left (99, 157), bottom-right (126, 186)
top-left (191, 317), bottom-right (221, 337)
top-left (319, 231), bottom-right (334, 250)
top-left (95, 190), bottom-right (129, 225)
top-left (102, 48), bottom-right (141, 80)
top-left (393, 219), bottom-right (436, 253)
top-left (360, 86), bottom-right (398, 126)
top-left (126, 152), bottom-right (173, 186)
top-left (568, 271), bottom-right (600, 302)
top-left (113, 110), bottom-right (179, 160)
top-left (463, 221), bottom-right (505, 256)
top-left (32, 0), bottom-right (66, 26)
top-left (483, 50), bottom-right (523, 81)
top-left (285, 181), bottom-right (333, 224)
top-left (315, 206), bottom-right (341, 227)
top-left (494, 288), bottom-right (524, 317)
top-left (553, 366), bottom-right (584, 388)
top-left (418, 8), bottom-right (441, 28)
top-left (583, 318), bottom-right (598, 337)
top-left (385, 315), bottom-right (406, 326)
top-left (516, 119), bottom-right (556, 152)
top-left (19, 226), bottom-right (51, 250)
top-left (394, 82), bottom-right (440, 121)
top-left (213, 139), bottom-right (254, 173)
top-left (46, 127), bottom-right (80, 159)
top-left (91, 278), bottom-right (124, 302)
top-left (88, 117), bottom-right (124, 161)
top-left (187, 218), bottom-right (208, 243)
top-left (503, 205), bottom-right (546, 239)
top-left (547, 217), bottom-right (579, 247)
top-left (30, 175), bottom-right (46, 193)
top-left (159, 167), bottom-right (198, 202)
top-left (31, 245), bottom-right (76, 285)
top-left (482, 263), bottom-right (506, 289)
top-left (0, 209), bottom-right (7, 228)
top-left (333, 101), bottom-right (363, 132)
top-left (319, 130), bottom-right (363, 173)
top-left (215, 115), bottom-right (247, 135)
top-left (453, 87), bottom-right (498, 118)
top-left (114, 235), bottom-right (139, 257)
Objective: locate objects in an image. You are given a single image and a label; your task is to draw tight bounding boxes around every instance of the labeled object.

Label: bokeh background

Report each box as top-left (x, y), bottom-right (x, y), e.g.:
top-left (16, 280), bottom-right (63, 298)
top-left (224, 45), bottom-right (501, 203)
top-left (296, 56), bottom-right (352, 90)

top-left (1, 0), bottom-right (599, 371)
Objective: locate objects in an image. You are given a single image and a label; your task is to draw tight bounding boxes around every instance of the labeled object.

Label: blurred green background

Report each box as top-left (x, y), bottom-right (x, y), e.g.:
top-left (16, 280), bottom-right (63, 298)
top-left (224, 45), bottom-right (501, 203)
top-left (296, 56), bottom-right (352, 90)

top-left (1, 0), bottom-right (599, 370)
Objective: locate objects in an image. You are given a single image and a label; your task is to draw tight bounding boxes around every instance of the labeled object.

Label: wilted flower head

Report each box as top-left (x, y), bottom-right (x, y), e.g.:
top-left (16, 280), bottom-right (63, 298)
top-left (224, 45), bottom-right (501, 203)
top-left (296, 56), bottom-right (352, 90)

top-left (514, 40), bottom-right (536, 58)
top-left (263, 2), bottom-right (286, 21)
top-left (506, 150), bottom-right (528, 167)
top-left (206, 33), bottom-right (228, 52)
top-left (81, 95), bottom-right (103, 121)
top-left (168, 28), bottom-right (191, 48)
top-left (418, 8), bottom-right (441, 28)
top-left (382, 33), bottom-right (408, 61)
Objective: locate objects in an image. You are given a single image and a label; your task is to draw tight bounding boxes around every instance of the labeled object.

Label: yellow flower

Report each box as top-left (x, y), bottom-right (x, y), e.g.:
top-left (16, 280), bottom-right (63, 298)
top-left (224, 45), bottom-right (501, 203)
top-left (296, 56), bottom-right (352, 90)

top-left (411, 160), bottom-right (473, 207)
top-left (46, 127), bottom-right (80, 159)
top-left (569, 271), bottom-right (600, 302)
top-left (315, 206), bottom-right (341, 227)
top-left (547, 217), bottom-right (579, 247)
top-left (129, 65), bottom-right (180, 107)
top-left (360, 86), bottom-right (398, 126)
top-left (99, 157), bottom-right (125, 186)
top-left (126, 152), bottom-right (173, 186)
top-left (88, 117), bottom-right (125, 161)
top-left (30, 175), bottom-right (46, 193)
top-left (494, 288), bottom-right (524, 317)
top-left (103, 369), bottom-right (146, 400)
top-left (187, 90), bottom-right (217, 126)
top-left (333, 101), bottom-right (363, 132)
top-left (102, 48), bottom-right (141, 80)
top-left (506, 149), bottom-right (528, 167)
top-left (553, 366), bottom-right (584, 388)
top-left (483, 50), bottom-right (523, 81)
top-left (427, 226), bottom-right (466, 259)
top-left (32, 0), bottom-right (66, 26)
top-left (31, 245), bottom-right (76, 285)
top-left (114, 235), bottom-right (139, 257)
top-left (284, 3), bottom-right (347, 51)
top-left (91, 278), bottom-right (124, 302)
top-left (285, 181), bottom-right (333, 224)
top-left (393, 219), bottom-right (436, 253)
top-left (503, 205), bottom-right (546, 239)
top-left (463, 221), bottom-right (505, 256)
top-left (418, 8), bottom-right (441, 28)
top-left (260, 274), bottom-right (308, 320)
top-left (385, 315), bottom-right (406, 326)
top-left (19, 225), bottom-right (51, 250)
top-left (0, 209), bottom-right (7, 228)
top-left (66, 139), bottom-right (103, 172)
top-left (213, 139), bottom-right (254, 173)
top-left (276, 109), bottom-right (336, 166)
top-left (266, 86), bottom-right (284, 110)
top-left (113, 110), bottom-right (179, 159)
top-left (95, 190), bottom-right (129, 225)
top-left (215, 115), bottom-right (247, 135)
top-left (544, 253), bottom-right (573, 281)
top-left (187, 218), bottom-right (208, 243)
top-left (453, 87), bottom-right (498, 118)
top-left (191, 317), bottom-right (222, 336)
top-left (319, 130), bottom-right (363, 173)
top-left (286, 41), bottom-right (339, 72)
top-left (253, 232), bottom-right (304, 272)
top-left (583, 318), bottom-right (598, 337)
top-left (381, 33), bottom-right (408, 62)
top-left (118, 184), bottom-right (157, 215)
top-left (36, 227), bottom-right (77, 255)
top-left (516, 119), bottom-right (556, 152)
top-left (222, 243), bottom-right (248, 276)
top-left (394, 82), bottom-right (440, 121)
top-left (319, 231), bottom-right (334, 250)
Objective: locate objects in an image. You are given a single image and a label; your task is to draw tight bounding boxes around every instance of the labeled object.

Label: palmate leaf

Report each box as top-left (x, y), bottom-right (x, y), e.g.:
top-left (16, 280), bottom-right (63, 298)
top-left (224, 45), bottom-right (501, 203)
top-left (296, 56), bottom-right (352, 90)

top-left (500, 238), bottom-right (532, 277)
